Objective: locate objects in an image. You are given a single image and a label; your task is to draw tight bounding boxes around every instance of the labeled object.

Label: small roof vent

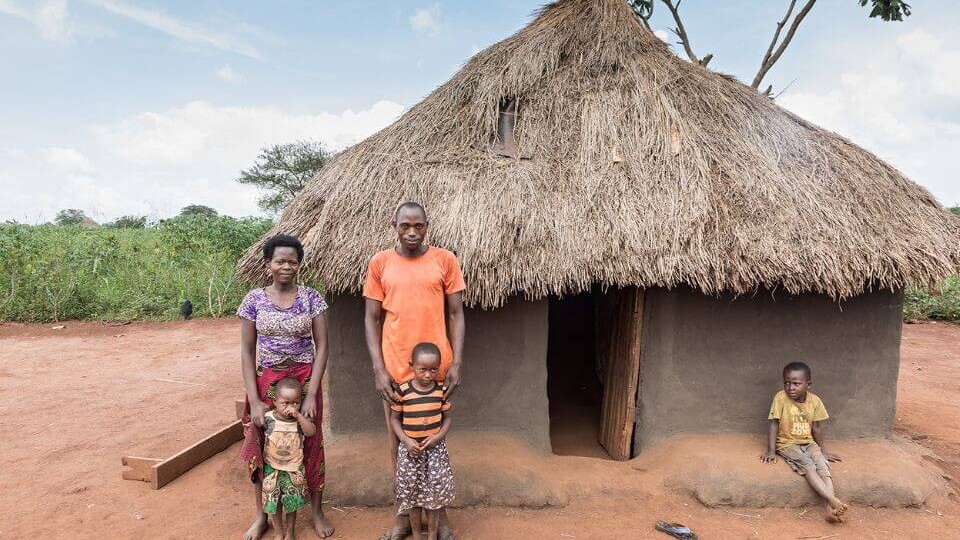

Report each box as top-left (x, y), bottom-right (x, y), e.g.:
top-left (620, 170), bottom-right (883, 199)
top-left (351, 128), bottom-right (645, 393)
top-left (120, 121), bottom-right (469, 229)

top-left (492, 98), bottom-right (519, 158)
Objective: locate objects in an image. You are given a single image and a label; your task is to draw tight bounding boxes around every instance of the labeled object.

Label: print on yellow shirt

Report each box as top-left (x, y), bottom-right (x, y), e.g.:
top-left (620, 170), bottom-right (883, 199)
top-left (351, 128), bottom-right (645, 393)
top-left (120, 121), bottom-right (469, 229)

top-left (768, 390), bottom-right (829, 451)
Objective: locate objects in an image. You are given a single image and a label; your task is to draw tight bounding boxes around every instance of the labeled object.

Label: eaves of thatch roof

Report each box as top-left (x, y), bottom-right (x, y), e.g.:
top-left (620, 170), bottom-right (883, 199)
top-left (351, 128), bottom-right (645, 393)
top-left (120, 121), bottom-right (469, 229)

top-left (238, 0), bottom-right (960, 309)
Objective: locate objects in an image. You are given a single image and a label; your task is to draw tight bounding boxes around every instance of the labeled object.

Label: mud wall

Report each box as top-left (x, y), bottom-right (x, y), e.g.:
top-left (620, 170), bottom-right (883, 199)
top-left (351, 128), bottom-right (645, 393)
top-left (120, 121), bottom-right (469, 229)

top-left (635, 287), bottom-right (904, 452)
top-left (325, 294), bottom-right (551, 450)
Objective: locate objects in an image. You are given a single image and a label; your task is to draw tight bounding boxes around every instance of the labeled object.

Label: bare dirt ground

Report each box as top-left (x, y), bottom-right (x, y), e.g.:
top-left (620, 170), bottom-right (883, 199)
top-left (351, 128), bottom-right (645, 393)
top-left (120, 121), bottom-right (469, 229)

top-left (1, 318), bottom-right (958, 539)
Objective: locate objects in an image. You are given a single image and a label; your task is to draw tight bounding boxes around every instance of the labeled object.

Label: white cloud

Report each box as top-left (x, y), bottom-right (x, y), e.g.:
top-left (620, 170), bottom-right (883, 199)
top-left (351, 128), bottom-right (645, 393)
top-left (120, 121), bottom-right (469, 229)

top-left (0, 100), bottom-right (405, 223)
top-left (895, 30), bottom-right (960, 99)
top-left (897, 28), bottom-right (939, 57)
top-left (409, 5), bottom-right (441, 34)
top-left (87, 0), bottom-right (262, 60)
top-left (42, 147), bottom-right (93, 173)
top-left (779, 26), bottom-right (960, 206)
top-left (654, 29), bottom-right (670, 43)
top-left (0, 0), bottom-right (73, 42)
top-left (213, 65), bottom-right (242, 84)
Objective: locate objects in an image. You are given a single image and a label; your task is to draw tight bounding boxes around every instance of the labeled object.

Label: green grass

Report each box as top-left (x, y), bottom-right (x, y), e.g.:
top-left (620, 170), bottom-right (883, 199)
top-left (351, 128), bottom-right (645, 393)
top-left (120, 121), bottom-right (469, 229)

top-left (1, 215), bottom-right (957, 323)
top-left (0, 216), bottom-right (272, 322)
top-left (903, 276), bottom-right (960, 321)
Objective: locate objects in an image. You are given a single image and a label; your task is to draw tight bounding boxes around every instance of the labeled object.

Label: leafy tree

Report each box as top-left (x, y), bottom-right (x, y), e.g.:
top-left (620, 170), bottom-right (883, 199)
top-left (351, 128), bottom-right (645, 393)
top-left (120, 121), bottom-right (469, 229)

top-left (630, 0), bottom-right (912, 95)
top-left (949, 205), bottom-right (959, 217)
top-left (106, 215), bottom-right (148, 229)
top-left (54, 209), bottom-right (86, 226)
top-left (237, 141), bottom-right (331, 216)
top-left (179, 205), bottom-right (219, 218)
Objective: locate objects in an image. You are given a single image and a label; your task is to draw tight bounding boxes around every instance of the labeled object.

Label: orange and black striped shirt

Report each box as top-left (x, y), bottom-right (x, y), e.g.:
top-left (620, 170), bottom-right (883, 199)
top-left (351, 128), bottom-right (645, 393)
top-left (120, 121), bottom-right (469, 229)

top-left (391, 381), bottom-right (451, 441)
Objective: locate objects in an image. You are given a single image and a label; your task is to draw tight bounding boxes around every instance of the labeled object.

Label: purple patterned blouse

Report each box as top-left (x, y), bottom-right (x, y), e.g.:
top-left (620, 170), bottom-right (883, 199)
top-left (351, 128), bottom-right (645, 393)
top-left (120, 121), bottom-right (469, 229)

top-left (237, 286), bottom-right (328, 369)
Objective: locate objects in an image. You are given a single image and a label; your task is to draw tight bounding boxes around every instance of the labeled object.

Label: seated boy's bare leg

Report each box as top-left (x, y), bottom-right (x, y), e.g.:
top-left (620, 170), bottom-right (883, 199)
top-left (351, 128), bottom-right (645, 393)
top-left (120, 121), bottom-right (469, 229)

top-left (425, 509), bottom-right (440, 540)
top-left (802, 465), bottom-right (845, 523)
top-left (409, 507), bottom-right (425, 540)
top-left (245, 480), bottom-right (269, 540)
top-left (812, 446), bottom-right (848, 515)
top-left (284, 509), bottom-right (297, 540)
top-left (821, 476), bottom-right (848, 515)
top-left (310, 489), bottom-right (335, 538)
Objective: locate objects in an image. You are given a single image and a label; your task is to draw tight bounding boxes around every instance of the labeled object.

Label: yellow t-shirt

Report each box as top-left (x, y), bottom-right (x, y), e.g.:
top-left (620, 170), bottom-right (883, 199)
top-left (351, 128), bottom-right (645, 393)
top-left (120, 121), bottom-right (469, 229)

top-left (767, 390), bottom-right (829, 451)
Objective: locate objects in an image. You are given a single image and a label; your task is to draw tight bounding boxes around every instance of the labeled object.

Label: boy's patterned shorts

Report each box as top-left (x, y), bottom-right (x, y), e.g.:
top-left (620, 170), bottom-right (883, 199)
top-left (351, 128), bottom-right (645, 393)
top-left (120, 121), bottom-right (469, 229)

top-left (262, 463), bottom-right (308, 514)
top-left (395, 441), bottom-right (455, 514)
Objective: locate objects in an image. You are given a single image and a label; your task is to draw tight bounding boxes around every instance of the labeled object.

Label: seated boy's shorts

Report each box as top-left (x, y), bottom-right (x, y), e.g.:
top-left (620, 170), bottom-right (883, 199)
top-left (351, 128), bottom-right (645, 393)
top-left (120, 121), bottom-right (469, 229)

top-left (777, 442), bottom-right (831, 477)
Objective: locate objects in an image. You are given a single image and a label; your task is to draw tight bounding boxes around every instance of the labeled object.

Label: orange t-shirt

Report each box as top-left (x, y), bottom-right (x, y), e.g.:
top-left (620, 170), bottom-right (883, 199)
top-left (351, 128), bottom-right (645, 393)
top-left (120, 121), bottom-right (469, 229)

top-left (363, 246), bottom-right (466, 383)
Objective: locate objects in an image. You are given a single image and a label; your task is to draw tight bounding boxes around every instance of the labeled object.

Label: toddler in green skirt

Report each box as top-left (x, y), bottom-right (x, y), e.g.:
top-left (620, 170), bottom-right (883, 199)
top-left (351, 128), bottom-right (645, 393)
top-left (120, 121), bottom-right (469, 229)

top-left (262, 378), bottom-right (316, 540)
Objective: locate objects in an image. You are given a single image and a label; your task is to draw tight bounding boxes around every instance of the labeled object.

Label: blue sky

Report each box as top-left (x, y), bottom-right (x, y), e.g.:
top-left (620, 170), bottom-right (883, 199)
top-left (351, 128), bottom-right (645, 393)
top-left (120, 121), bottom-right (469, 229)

top-left (1, 0), bottom-right (958, 222)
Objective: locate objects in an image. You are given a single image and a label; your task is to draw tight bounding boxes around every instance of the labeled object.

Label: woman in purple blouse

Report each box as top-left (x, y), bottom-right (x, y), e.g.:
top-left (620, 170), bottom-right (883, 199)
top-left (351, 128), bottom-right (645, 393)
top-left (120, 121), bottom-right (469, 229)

top-left (238, 234), bottom-right (335, 540)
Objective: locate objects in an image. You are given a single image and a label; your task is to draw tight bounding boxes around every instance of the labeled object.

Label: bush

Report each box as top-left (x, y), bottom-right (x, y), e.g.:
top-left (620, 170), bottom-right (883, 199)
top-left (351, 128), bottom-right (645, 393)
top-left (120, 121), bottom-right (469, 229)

top-left (903, 276), bottom-right (960, 321)
top-left (106, 215), bottom-right (148, 229)
top-left (0, 216), bottom-right (273, 322)
top-left (54, 209), bottom-right (86, 226)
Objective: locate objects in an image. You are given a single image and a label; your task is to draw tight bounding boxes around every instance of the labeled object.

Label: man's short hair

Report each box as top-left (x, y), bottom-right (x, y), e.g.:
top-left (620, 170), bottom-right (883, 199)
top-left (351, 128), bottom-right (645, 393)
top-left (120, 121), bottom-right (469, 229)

top-left (394, 201), bottom-right (427, 221)
top-left (783, 361), bottom-right (812, 381)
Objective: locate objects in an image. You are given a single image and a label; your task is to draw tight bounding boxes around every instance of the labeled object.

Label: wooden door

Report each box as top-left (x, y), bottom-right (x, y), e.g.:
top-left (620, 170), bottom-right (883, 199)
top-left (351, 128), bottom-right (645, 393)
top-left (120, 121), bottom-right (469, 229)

top-left (598, 288), bottom-right (645, 461)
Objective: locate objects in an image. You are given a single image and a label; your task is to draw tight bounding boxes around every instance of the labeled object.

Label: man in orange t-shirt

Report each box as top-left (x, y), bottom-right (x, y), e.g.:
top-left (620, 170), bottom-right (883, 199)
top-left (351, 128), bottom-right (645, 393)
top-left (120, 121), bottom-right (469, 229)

top-left (363, 201), bottom-right (465, 540)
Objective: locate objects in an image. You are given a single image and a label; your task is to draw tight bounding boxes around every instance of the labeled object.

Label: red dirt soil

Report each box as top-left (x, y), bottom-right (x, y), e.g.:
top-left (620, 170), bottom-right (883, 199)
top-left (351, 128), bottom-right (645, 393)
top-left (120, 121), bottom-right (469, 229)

top-left (1, 319), bottom-right (958, 539)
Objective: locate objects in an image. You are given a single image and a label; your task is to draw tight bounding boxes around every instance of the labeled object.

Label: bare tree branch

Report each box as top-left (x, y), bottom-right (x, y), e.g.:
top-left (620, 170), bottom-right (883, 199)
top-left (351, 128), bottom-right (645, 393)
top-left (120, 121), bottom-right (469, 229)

top-left (660, 0), bottom-right (700, 64)
top-left (760, 0), bottom-right (797, 71)
top-left (771, 78), bottom-right (798, 99)
top-left (752, 0), bottom-right (818, 90)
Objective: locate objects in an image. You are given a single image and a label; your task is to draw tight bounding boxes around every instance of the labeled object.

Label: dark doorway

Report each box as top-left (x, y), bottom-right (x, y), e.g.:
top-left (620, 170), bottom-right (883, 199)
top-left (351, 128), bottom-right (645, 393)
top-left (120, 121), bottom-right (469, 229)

top-left (546, 292), bottom-right (610, 459)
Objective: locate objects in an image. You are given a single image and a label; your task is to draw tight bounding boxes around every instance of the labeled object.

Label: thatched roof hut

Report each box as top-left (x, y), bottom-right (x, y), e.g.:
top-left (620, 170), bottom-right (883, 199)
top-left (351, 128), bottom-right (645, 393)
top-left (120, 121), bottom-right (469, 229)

top-left (238, 0), bottom-right (960, 464)
top-left (239, 0), bottom-right (959, 309)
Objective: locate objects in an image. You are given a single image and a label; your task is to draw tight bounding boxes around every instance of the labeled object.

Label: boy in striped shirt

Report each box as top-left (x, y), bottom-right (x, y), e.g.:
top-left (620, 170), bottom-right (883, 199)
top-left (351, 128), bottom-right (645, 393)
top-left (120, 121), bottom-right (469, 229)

top-left (390, 342), bottom-right (455, 540)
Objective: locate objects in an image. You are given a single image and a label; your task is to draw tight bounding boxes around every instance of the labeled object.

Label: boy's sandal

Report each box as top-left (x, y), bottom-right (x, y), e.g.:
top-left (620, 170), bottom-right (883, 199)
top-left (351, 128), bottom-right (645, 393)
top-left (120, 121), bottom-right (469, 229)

top-left (655, 520), bottom-right (699, 540)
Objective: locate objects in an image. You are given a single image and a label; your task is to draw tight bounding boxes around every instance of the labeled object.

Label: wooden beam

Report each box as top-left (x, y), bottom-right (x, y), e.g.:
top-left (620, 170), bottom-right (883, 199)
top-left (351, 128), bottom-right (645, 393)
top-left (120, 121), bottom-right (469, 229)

top-left (121, 456), bottom-right (162, 484)
top-left (235, 398), bottom-right (247, 420)
top-left (154, 420), bottom-right (243, 488)
top-left (121, 419), bottom-right (244, 489)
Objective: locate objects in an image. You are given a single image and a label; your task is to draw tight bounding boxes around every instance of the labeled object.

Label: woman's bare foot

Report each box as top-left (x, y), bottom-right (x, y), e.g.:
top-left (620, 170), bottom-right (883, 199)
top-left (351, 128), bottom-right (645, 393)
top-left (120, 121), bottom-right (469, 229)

top-left (243, 513), bottom-right (269, 540)
top-left (312, 510), bottom-right (335, 538)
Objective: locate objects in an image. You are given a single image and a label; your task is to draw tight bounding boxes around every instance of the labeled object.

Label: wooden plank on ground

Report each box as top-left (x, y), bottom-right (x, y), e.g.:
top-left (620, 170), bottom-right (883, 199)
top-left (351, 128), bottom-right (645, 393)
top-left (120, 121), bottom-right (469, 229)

top-left (235, 398), bottom-right (247, 420)
top-left (154, 420), bottom-right (243, 489)
top-left (121, 419), bottom-right (244, 489)
top-left (121, 456), bottom-right (162, 483)
top-left (598, 287), bottom-right (645, 461)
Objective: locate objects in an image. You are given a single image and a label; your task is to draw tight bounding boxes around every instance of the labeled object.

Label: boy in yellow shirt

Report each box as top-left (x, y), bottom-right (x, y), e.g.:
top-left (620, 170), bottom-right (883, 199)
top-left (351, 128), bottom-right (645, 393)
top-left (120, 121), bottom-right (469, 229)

top-left (760, 362), bottom-right (848, 523)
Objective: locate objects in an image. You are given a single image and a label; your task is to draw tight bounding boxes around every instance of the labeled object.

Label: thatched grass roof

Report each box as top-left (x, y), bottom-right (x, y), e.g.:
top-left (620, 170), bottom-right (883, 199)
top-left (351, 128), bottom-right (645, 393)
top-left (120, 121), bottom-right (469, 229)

top-left (238, 0), bottom-right (960, 308)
